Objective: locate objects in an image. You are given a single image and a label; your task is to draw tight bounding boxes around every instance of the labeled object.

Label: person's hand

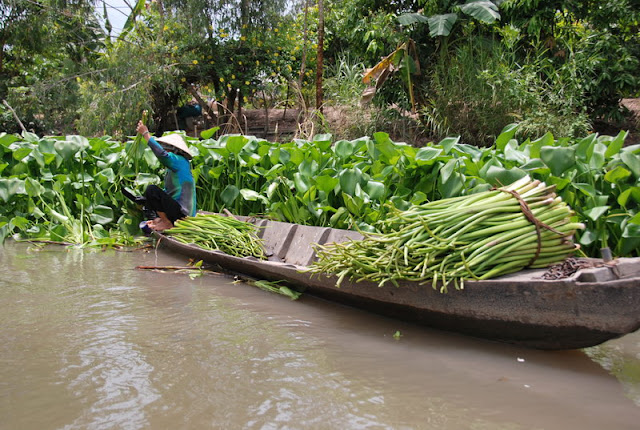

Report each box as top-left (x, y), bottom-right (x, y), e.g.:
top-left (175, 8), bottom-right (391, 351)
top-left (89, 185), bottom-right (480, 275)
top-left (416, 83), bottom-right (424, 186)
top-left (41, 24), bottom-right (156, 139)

top-left (136, 121), bottom-right (149, 136)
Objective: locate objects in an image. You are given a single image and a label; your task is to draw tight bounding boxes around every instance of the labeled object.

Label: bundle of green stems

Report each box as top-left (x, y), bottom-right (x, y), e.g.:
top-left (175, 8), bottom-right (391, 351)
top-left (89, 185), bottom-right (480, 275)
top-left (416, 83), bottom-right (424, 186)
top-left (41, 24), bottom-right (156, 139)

top-left (310, 176), bottom-right (584, 292)
top-left (166, 213), bottom-right (266, 259)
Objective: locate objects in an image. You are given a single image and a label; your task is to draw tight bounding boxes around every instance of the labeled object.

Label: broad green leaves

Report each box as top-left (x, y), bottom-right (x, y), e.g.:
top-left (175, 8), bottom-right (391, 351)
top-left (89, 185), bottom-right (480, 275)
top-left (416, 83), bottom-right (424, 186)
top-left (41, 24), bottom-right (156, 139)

top-left (459, 1), bottom-right (500, 24)
top-left (427, 14), bottom-right (458, 37)
top-left (398, 0), bottom-right (501, 37)
top-left (1, 125), bottom-right (638, 257)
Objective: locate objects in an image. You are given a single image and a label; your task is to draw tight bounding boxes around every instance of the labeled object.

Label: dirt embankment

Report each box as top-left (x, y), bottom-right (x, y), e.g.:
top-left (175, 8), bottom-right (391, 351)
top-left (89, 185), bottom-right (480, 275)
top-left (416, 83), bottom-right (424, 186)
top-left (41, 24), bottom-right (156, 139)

top-left (196, 99), bottom-right (640, 145)
top-left (592, 98), bottom-right (640, 145)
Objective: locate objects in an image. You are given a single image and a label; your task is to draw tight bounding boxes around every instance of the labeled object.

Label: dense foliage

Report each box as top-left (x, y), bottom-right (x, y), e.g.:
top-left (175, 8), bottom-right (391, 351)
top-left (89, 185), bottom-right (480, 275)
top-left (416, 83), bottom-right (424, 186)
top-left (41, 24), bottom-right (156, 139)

top-left (1, 128), bottom-right (638, 258)
top-left (2, 1), bottom-right (638, 143)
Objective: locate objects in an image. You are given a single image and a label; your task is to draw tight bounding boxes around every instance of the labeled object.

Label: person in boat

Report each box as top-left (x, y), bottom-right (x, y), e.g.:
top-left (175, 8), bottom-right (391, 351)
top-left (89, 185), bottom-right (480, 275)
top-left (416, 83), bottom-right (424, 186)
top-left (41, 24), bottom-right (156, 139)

top-left (136, 120), bottom-right (197, 231)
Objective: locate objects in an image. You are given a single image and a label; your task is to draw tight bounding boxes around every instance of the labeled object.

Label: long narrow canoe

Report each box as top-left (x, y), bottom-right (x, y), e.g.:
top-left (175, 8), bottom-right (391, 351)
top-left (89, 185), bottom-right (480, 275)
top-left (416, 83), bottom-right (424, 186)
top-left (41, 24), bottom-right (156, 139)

top-left (155, 215), bottom-right (640, 350)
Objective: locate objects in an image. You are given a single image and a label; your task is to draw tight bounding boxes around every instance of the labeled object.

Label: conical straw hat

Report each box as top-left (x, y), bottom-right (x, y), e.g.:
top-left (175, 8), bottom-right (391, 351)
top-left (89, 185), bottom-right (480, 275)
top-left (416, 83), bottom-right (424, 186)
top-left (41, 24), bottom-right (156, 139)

top-left (156, 134), bottom-right (193, 160)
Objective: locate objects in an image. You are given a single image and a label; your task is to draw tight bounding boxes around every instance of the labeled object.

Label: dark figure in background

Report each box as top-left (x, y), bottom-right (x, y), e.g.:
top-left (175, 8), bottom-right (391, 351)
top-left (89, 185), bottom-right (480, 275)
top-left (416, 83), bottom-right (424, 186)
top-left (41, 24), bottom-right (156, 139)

top-left (136, 121), bottom-right (197, 231)
top-left (177, 99), bottom-right (202, 132)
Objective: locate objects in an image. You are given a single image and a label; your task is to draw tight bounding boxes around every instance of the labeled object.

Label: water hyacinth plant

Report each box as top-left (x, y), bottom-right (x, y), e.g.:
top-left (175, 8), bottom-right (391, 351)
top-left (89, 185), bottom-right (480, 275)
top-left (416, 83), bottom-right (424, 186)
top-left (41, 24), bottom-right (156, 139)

top-left (0, 123), bottom-right (638, 257)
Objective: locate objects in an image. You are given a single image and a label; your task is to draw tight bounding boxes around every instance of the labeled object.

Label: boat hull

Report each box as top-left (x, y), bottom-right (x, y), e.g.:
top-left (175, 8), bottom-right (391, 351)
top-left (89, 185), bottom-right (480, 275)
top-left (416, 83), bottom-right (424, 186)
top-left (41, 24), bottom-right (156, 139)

top-left (155, 217), bottom-right (640, 350)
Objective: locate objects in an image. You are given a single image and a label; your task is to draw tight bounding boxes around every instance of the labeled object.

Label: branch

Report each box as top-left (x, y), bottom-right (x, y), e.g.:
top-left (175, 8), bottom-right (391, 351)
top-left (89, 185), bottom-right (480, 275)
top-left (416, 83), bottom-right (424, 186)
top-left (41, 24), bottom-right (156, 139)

top-left (2, 99), bottom-right (27, 134)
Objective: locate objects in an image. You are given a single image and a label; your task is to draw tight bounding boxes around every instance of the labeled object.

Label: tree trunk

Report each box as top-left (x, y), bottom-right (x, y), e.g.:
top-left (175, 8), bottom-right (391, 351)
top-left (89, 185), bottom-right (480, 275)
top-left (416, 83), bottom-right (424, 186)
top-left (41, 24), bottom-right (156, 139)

top-left (315, 0), bottom-right (324, 113)
top-left (298, 0), bottom-right (310, 92)
top-left (241, 0), bottom-right (250, 28)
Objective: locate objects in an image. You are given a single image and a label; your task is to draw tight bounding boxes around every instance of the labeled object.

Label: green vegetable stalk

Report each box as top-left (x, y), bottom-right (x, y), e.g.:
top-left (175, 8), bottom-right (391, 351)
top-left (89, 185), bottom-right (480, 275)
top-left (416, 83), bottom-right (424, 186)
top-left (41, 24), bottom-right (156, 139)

top-left (309, 176), bottom-right (584, 292)
top-left (166, 213), bottom-right (266, 259)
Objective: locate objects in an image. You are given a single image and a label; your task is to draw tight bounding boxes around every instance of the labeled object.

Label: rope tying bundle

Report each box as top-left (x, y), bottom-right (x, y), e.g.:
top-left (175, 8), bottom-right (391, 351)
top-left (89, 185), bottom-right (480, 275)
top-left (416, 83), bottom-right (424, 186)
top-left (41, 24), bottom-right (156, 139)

top-left (495, 186), bottom-right (567, 267)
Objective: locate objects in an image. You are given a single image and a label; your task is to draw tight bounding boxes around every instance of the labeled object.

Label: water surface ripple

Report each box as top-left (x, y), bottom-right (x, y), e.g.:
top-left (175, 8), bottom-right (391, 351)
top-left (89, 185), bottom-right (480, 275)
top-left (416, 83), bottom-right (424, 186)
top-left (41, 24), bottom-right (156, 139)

top-left (1, 242), bottom-right (639, 430)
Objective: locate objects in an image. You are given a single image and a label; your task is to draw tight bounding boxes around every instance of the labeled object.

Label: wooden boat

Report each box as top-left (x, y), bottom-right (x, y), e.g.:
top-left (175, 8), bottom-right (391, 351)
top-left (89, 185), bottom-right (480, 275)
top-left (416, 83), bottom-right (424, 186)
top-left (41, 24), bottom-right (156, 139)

top-left (154, 215), bottom-right (640, 350)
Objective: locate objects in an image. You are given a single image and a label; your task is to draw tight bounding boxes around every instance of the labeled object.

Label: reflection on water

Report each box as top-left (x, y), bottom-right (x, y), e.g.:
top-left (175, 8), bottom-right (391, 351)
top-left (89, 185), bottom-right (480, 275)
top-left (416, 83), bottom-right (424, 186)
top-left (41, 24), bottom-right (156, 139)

top-left (585, 336), bottom-right (640, 407)
top-left (1, 241), bottom-right (639, 430)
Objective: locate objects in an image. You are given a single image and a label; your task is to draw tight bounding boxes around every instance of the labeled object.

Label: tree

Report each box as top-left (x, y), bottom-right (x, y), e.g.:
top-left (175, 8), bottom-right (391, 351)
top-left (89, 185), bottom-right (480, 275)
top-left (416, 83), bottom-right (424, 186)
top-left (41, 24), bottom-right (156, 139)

top-left (1, 0), bottom-right (103, 133)
top-left (500, 0), bottom-right (640, 122)
top-left (316, 0), bottom-right (324, 111)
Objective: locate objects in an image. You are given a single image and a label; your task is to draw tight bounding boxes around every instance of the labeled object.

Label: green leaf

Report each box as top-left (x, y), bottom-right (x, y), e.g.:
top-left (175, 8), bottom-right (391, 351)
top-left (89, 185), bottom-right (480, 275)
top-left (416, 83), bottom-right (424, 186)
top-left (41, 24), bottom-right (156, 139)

top-left (293, 173), bottom-right (310, 194)
top-left (118, 0), bottom-right (146, 40)
top-left (440, 158), bottom-right (459, 184)
top-left (298, 159), bottom-right (318, 178)
top-left (221, 185), bottom-right (240, 206)
top-left (604, 166), bottom-right (631, 184)
top-left (546, 175), bottom-right (571, 191)
top-left (576, 134), bottom-right (597, 162)
top-left (484, 166), bottom-right (527, 187)
top-left (49, 209), bottom-right (70, 224)
top-left (459, 0), bottom-right (500, 24)
top-left (504, 142), bottom-right (528, 164)
top-left (390, 196), bottom-right (411, 211)
top-left (453, 143), bottom-right (484, 161)
top-left (438, 136), bottom-right (460, 154)
top-left (579, 229), bottom-right (598, 246)
top-left (225, 135), bottom-right (248, 154)
top-left (365, 181), bottom-right (385, 200)
top-left (589, 143), bottom-right (607, 170)
top-left (135, 173), bottom-right (160, 187)
top-left (622, 223), bottom-right (640, 238)
top-left (0, 132), bottom-right (19, 146)
top-left (240, 189), bottom-right (268, 203)
top-left (340, 168), bottom-right (361, 196)
top-left (411, 191), bottom-right (427, 205)
top-left (373, 132), bottom-right (400, 162)
top-left (519, 158), bottom-right (549, 174)
top-left (583, 206), bottom-right (610, 222)
top-left (311, 135), bottom-right (333, 152)
top-left (313, 134), bottom-right (332, 144)
top-left (315, 175), bottom-right (339, 194)
top-left (12, 146), bottom-right (32, 161)
top-left (278, 148), bottom-right (291, 164)
top-left (97, 168), bottom-right (116, 184)
top-left (0, 178), bottom-right (26, 202)
top-left (415, 147), bottom-right (442, 164)
top-left (334, 139), bottom-right (358, 159)
top-left (617, 187), bottom-right (640, 208)
top-left (200, 127), bottom-right (220, 139)
top-left (571, 183), bottom-right (596, 198)
top-left (604, 130), bottom-right (627, 158)
top-left (427, 13), bottom-right (458, 37)
top-left (495, 123), bottom-right (519, 152)
top-left (397, 13), bottom-right (430, 26)
top-left (620, 151), bottom-right (640, 177)
top-left (21, 131), bottom-right (39, 142)
top-left (540, 146), bottom-right (576, 177)
top-left (90, 205), bottom-right (114, 225)
top-left (438, 171), bottom-right (464, 198)
top-left (342, 193), bottom-right (363, 216)
top-left (285, 147), bottom-right (302, 166)
top-left (25, 178), bottom-right (45, 197)
top-left (10, 216), bottom-right (29, 231)
top-left (68, 135), bottom-right (89, 152)
top-left (479, 157), bottom-right (502, 179)
top-left (54, 139), bottom-right (82, 161)
top-left (528, 133), bottom-right (553, 159)
top-left (208, 165), bottom-right (225, 179)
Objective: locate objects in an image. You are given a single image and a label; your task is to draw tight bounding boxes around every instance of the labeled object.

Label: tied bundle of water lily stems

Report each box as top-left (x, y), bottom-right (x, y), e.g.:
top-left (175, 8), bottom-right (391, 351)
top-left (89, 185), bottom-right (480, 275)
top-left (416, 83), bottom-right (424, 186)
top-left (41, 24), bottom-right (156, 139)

top-left (310, 176), bottom-right (584, 292)
top-left (166, 214), bottom-right (266, 259)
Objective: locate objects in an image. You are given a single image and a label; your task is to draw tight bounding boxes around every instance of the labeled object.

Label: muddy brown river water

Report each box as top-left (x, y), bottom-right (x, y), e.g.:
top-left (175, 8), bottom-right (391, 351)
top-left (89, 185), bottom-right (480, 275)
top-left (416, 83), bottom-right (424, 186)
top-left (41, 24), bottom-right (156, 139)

top-left (1, 241), bottom-right (639, 430)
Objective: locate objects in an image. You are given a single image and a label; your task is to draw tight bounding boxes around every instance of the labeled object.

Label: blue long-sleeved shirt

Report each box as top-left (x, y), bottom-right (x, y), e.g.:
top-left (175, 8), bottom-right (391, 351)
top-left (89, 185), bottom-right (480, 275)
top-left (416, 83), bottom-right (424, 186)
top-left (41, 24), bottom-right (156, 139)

top-left (147, 136), bottom-right (196, 217)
